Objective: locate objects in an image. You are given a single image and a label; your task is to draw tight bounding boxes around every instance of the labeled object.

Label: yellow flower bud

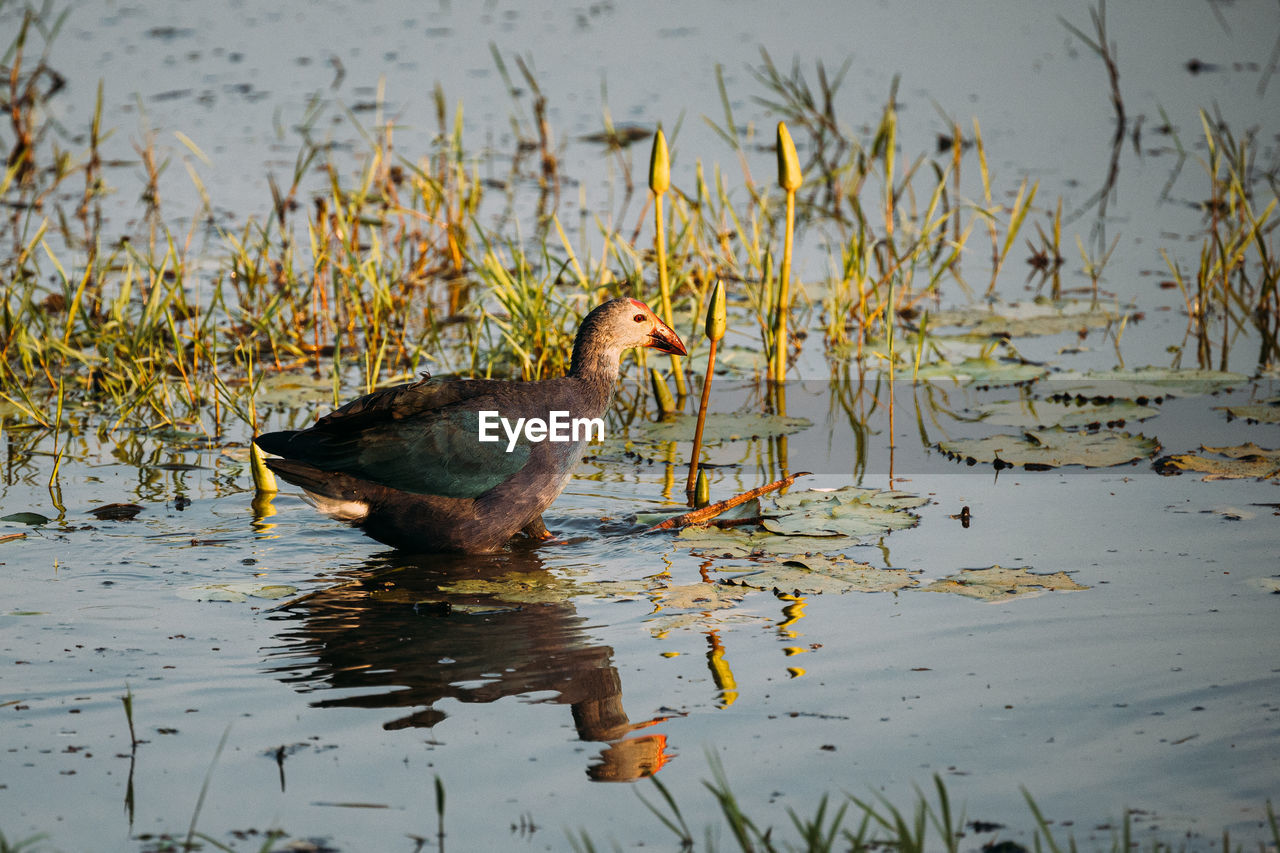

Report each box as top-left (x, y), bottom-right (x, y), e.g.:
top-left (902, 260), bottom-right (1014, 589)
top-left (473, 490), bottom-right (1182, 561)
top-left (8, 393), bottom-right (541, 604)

top-left (776, 121), bottom-right (802, 192)
top-left (705, 279), bottom-right (726, 342)
top-left (649, 127), bottom-right (670, 195)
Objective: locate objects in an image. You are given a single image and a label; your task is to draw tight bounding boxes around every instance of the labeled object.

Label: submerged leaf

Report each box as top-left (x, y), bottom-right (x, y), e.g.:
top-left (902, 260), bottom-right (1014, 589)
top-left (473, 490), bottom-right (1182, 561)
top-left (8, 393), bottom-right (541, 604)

top-left (678, 525), bottom-right (838, 557)
top-left (1154, 444), bottom-right (1280, 480)
top-left (255, 371), bottom-right (334, 407)
top-left (912, 357), bottom-right (1047, 386)
top-left (938, 427), bottom-right (1158, 468)
top-left (930, 299), bottom-right (1123, 337)
top-left (652, 582), bottom-right (746, 611)
top-left (178, 582), bottom-right (298, 602)
top-left (923, 565), bottom-right (1088, 602)
top-left (436, 571), bottom-right (652, 604)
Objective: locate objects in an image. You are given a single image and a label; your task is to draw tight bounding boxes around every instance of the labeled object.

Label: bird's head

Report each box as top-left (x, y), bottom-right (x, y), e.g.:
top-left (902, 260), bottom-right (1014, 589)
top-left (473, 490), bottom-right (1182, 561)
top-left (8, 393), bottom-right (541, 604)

top-left (570, 297), bottom-right (687, 379)
top-left (625, 298), bottom-right (688, 356)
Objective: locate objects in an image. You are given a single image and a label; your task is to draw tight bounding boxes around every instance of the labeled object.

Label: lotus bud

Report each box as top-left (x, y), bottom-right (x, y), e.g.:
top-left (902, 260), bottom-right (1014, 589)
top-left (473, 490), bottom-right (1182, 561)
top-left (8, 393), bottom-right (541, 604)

top-left (705, 279), bottom-right (726, 343)
top-left (694, 468), bottom-right (710, 508)
top-left (649, 127), bottom-right (670, 195)
top-left (776, 121), bottom-right (802, 192)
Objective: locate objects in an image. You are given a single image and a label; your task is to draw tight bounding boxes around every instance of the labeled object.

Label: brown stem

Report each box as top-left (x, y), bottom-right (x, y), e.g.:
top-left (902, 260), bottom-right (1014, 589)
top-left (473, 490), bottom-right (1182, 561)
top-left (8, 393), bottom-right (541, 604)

top-left (647, 471), bottom-right (810, 532)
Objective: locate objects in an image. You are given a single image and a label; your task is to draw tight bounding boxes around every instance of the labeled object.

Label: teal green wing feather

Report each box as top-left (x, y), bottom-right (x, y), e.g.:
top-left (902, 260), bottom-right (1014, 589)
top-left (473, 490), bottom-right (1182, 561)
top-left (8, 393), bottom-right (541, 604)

top-left (257, 378), bottom-right (531, 499)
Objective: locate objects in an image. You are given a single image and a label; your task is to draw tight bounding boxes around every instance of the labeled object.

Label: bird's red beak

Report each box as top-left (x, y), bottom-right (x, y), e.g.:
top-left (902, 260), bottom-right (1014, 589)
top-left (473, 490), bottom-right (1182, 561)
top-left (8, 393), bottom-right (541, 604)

top-left (628, 298), bottom-right (687, 356)
top-left (647, 319), bottom-right (687, 356)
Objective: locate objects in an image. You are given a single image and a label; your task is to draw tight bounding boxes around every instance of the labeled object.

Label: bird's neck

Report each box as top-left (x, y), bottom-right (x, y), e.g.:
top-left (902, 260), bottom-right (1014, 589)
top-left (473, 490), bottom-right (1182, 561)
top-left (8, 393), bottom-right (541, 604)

top-left (568, 345), bottom-right (625, 409)
top-left (569, 345), bottom-right (621, 381)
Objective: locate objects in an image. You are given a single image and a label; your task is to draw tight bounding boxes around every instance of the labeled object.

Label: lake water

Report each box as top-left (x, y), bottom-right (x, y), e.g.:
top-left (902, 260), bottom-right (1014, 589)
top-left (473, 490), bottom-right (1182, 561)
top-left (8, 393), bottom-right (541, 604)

top-left (3, 1), bottom-right (1279, 850)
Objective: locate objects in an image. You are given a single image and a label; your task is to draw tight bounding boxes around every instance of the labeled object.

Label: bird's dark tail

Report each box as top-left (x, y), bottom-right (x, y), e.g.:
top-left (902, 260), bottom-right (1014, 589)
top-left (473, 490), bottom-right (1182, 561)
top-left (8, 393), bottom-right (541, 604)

top-left (264, 458), bottom-right (372, 522)
top-left (253, 430), bottom-right (298, 458)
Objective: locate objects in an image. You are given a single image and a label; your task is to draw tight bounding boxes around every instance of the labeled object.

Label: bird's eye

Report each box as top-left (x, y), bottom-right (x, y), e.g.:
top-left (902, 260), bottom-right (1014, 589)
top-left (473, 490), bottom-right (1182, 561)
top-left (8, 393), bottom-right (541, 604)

top-left (633, 313), bottom-right (645, 323)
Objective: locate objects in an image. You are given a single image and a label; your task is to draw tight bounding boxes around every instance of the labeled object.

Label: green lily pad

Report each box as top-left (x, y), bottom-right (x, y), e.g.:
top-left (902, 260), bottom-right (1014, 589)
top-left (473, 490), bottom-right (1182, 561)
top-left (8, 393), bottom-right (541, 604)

top-left (678, 525), bottom-right (842, 557)
top-left (922, 565), bottom-right (1089, 602)
top-left (1053, 367), bottom-right (1248, 398)
top-left (976, 398), bottom-right (1159, 429)
top-left (632, 412), bottom-right (811, 444)
top-left (930, 299), bottom-right (1123, 337)
top-left (912, 357), bottom-right (1048, 386)
top-left (720, 555), bottom-right (920, 595)
top-left (1216, 398), bottom-right (1280, 424)
top-left (772, 486), bottom-right (930, 512)
top-left (1154, 444), bottom-right (1280, 480)
top-left (178, 582), bottom-right (298, 602)
top-left (763, 487), bottom-right (926, 537)
top-left (676, 486), bottom-right (927, 550)
top-left (937, 427), bottom-right (1159, 468)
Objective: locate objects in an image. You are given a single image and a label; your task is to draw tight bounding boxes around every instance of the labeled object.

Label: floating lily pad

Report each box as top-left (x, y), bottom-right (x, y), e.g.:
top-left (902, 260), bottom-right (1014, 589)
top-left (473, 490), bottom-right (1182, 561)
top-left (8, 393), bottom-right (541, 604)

top-left (938, 427), bottom-right (1159, 468)
top-left (178, 582), bottom-right (298, 602)
top-left (930, 299), bottom-right (1123, 338)
top-left (1053, 367), bottom-right (1248, 398)
top-left (772, 486), bottom-right (930, 512)
top-left (720, 555), bottom-right (919, 595)
top-left (677, 486), bottom-right (927, 551)
top-left (923, 565), bottom-right (1088, 602)
top-left (912, 357), bottom-right (1048, 386)
top-left (1216, 398), bottom-right (1280, 424)
top-left (763, 487), bottom-right (926, 537)
top-left (976, 398), bottom-right (1159, 429)
top-left (1154, 444), bottom-right (1280, 480)
top-left (632, 412), bottom-right (811, 444)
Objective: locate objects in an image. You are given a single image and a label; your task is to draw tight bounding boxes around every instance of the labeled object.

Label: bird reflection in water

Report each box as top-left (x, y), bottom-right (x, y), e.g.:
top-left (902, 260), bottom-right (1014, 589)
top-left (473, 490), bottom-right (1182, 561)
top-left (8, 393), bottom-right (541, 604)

top-left (262, 546), bottom-right (673, 782)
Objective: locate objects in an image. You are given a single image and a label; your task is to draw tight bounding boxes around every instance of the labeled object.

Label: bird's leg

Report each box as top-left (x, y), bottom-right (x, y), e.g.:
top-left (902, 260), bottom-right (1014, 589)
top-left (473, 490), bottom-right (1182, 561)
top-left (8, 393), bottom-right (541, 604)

top-left (520, 515), bottom-right (556, 540)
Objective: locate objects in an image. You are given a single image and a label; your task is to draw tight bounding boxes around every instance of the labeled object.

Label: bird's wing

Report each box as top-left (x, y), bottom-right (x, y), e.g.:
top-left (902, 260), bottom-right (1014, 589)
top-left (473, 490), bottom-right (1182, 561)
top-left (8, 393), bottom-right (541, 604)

top-left (258, 377), bottom-right (535, 499)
